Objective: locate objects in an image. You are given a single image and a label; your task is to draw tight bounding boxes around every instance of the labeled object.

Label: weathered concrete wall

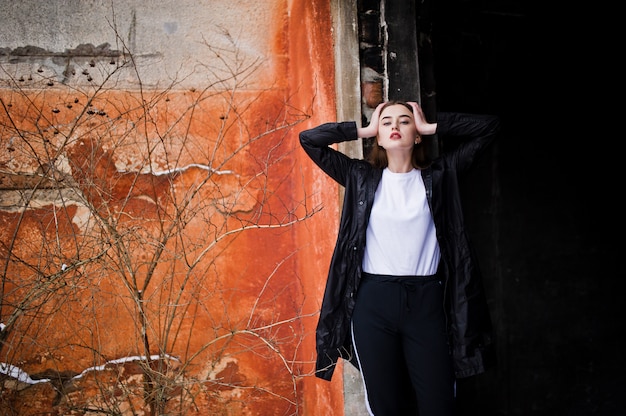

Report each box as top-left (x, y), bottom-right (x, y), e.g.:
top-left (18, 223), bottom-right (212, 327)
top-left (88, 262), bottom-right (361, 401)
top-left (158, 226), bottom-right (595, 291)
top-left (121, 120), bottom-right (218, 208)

top-left (0, 1), bottom-right (347, 415)
top-left (0, 0), bottom-right (283, 89)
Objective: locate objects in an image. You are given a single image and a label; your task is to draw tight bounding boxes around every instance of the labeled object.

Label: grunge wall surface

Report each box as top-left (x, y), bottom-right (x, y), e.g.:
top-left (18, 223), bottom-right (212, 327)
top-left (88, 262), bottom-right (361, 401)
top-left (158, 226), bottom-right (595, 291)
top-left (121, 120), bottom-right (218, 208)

top-left (0, 1), bottom-right (345, 414)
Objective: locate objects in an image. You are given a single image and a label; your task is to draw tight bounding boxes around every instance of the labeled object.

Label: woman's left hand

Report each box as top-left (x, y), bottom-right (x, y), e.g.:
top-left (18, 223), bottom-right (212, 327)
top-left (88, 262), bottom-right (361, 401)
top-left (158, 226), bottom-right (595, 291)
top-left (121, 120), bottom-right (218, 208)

top-left (407, 101), bottom-right (437, 136)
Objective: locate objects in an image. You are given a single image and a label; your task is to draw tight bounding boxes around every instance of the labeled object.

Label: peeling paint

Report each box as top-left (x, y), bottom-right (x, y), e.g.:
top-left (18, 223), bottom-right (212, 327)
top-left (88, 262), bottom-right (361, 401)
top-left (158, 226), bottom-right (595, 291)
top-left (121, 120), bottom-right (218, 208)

top-left (1, 43), bottom-right (122, 58)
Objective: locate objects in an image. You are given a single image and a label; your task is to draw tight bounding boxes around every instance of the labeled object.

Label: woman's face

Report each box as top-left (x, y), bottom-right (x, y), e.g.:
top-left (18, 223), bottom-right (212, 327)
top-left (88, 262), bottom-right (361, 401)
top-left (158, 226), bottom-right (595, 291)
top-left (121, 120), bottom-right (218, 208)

top-left (377, 104), bottom-right (419, 151)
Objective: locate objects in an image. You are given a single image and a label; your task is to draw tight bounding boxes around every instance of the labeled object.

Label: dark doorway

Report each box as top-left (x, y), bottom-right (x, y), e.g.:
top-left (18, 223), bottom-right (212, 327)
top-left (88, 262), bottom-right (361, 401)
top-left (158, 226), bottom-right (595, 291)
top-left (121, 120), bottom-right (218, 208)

top-left (430, 1), bottom-right (623, 415)
top-left (357, 1), bottom-right (623, 414)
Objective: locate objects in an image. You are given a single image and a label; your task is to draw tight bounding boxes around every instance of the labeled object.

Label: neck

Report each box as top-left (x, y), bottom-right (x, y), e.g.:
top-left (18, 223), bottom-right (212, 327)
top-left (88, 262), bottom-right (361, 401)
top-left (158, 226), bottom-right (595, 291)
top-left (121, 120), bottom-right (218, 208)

top-left (386, 155), bottom-right (413, 173)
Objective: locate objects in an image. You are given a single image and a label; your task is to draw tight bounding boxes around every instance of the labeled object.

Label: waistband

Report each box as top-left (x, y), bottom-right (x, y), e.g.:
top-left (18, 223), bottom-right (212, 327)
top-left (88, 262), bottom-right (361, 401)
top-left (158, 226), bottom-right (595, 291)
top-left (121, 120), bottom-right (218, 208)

top-left (361, 271), bottom-right (440, 283)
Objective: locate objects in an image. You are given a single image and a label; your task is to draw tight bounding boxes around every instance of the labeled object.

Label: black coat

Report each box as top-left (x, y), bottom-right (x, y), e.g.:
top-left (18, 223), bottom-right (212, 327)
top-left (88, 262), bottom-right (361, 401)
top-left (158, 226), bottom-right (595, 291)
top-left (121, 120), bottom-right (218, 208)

top-left (299, 112), bottom-right (501, 381)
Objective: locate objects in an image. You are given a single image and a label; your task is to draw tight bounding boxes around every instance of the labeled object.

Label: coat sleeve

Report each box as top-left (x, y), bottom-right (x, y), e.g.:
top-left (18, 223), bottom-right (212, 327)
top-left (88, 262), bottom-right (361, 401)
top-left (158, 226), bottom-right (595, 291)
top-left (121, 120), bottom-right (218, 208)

top-left (299, 122), bottom-right (359, 187)
top-left (435, 112), bottom-right (501, 173)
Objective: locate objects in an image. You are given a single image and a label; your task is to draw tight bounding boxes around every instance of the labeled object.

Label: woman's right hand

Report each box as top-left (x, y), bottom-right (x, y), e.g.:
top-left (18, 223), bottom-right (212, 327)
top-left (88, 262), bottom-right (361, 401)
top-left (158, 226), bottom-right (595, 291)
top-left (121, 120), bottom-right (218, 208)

top-left (357, 102), bottom-right (385, 139)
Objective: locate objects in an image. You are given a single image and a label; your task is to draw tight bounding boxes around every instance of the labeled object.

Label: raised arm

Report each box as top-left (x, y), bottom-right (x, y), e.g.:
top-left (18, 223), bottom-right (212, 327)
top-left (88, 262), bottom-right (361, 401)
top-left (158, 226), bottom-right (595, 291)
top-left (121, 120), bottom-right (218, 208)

top-left (434, 111), bottom-right (501, 172)
top-left (299, 121), bottom-right (360, 186)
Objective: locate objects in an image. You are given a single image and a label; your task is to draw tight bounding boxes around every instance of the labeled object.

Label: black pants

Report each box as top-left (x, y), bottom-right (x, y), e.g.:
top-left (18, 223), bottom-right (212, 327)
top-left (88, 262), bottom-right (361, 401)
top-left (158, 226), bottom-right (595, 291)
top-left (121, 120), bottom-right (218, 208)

top-left (351, 272), bottom-right (455, 416)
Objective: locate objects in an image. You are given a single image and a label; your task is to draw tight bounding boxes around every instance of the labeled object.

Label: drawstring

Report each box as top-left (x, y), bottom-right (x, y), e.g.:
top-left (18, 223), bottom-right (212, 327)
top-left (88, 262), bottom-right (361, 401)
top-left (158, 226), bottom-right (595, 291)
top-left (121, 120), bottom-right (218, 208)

top-left (400, 280), bottom-right (417, 311)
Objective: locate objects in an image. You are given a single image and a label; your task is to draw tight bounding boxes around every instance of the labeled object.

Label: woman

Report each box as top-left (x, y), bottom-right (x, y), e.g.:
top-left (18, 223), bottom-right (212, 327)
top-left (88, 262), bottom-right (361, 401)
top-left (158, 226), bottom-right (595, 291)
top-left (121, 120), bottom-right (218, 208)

top-left (299, 101), bottom-right (501, 415)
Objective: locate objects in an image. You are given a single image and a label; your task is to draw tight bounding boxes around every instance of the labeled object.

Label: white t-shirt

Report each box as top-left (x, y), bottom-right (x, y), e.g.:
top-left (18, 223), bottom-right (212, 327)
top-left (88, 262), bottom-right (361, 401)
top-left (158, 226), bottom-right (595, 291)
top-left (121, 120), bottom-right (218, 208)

top-left (362, 168), bottom-right (441, 276)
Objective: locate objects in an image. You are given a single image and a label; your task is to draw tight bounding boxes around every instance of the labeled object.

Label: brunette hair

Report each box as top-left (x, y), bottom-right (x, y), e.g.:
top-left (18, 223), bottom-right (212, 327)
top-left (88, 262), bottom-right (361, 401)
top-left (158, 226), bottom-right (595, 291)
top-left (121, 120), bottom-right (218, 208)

top-left (365, 100), bottom-right (428, 169)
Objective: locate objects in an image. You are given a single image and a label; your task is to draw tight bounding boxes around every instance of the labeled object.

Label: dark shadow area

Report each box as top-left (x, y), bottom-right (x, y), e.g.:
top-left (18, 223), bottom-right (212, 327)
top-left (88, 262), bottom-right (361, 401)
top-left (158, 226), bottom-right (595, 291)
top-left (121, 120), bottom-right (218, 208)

top-left (430, 1), bottom-right (623, 415)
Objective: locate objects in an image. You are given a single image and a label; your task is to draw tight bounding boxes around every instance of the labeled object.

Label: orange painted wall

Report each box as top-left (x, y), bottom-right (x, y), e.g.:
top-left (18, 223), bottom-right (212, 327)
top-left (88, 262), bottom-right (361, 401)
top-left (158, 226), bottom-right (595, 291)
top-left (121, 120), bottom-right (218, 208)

top-left (288, 2), bottom-right (347, 414)
top-left (0, 1), bottom-right (345, 415)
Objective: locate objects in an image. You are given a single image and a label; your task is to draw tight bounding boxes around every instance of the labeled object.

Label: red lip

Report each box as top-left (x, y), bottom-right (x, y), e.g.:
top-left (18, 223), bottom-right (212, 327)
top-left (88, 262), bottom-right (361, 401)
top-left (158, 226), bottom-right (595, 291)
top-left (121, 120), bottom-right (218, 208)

top-left (390, 133), bottom-right (401, 139)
